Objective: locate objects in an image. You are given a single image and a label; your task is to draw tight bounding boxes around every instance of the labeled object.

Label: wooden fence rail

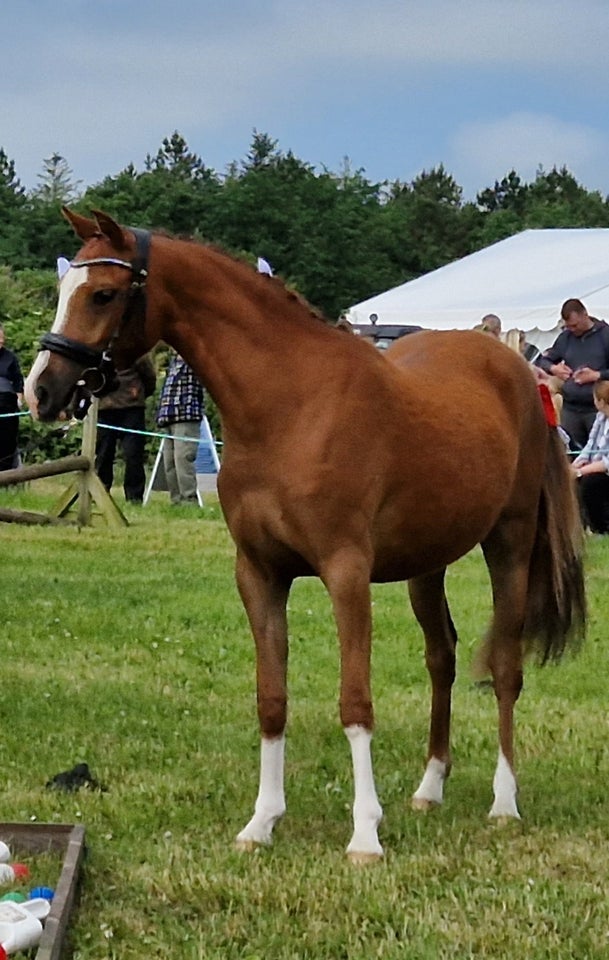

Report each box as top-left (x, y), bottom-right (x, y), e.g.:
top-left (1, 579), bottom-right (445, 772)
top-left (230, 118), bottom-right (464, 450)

top-left (0, 455), bottom-right (90, 489)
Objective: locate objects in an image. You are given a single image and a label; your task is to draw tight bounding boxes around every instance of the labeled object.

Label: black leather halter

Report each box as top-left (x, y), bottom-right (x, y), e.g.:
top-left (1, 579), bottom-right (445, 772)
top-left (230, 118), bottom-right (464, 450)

top-left (38, 228), bottom-right (151, 417)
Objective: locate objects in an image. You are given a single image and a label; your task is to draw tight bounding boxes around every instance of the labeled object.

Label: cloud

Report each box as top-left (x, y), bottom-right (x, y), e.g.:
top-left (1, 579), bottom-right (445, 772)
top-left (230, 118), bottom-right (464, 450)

top-left (231, 0), bottom-right (609, 71)
top-left (451, 113), bottom-right (609, 198)
top-left (3, 0), bottom-right (609, 192)
top-left (6, 2), bottom-right (609, 95)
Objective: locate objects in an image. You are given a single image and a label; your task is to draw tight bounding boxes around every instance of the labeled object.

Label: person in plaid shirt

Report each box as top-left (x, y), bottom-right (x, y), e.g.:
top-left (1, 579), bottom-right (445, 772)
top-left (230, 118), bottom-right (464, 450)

top-left (157, 352), bottom-right (205, 505)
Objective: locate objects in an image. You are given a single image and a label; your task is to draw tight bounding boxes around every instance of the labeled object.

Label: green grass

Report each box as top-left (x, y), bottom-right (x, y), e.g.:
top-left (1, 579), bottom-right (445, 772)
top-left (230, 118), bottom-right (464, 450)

top-left (2, 479), bottom-right (609, 958)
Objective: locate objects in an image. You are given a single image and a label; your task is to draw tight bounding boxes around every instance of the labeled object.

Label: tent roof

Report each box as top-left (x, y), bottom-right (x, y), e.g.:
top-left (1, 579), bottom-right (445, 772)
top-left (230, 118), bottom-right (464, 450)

top-left (346, 229), bottom-right (609, 334)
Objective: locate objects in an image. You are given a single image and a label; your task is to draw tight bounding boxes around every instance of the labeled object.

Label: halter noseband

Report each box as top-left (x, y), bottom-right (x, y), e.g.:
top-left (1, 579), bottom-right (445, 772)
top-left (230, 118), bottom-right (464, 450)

top-left (38, 228), bottom-right (151, 418)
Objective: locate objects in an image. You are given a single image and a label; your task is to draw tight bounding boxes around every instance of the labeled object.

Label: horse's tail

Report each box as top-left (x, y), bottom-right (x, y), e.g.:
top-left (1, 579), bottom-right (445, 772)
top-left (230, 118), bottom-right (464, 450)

top-left (523, 427), bottom-right (586, 663)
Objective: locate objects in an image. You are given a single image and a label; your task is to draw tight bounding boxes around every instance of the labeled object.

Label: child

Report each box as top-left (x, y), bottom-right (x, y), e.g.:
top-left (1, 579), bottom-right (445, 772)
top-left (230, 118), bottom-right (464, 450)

top-left (571, 379), bottom-right (609, 533)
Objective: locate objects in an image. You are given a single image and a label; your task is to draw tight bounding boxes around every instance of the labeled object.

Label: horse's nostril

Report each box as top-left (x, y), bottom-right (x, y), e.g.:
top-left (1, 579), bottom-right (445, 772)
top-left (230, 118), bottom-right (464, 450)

top-left (34, 383), bottom-right (55, 420)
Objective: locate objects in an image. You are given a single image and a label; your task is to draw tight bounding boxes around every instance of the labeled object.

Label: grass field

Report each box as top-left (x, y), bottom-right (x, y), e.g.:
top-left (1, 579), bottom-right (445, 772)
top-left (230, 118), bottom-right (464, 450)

top-left (2, 478), bottom-right (609, 959)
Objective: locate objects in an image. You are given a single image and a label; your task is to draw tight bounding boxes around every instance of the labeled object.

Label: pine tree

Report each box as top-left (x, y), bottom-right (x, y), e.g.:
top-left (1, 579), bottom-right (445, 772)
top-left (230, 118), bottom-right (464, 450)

top-left (32, 153), bottom-right (82, 204)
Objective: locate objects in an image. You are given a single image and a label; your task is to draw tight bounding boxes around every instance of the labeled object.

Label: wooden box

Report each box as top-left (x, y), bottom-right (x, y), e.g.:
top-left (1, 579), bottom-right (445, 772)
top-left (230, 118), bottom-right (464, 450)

top-left (0, 823), bottom-right (86, 960)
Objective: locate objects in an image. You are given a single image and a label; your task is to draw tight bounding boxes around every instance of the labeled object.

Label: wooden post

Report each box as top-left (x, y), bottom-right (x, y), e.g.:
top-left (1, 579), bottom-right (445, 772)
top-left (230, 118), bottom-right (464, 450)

top-left (51, 400), bottom-right (129, 529)
top-left (76, 401), bottom-right (96, 526)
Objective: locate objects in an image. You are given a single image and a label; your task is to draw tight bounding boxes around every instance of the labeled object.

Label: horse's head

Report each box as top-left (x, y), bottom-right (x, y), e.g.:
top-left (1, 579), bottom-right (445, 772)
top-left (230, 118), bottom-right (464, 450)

top-left (25, 208), bottom-right (153, 421)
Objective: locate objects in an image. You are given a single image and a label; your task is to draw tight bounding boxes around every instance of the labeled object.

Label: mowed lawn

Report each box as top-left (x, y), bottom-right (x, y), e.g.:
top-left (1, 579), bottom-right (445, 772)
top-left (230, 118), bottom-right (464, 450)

top-left (2, 479), bottom-right (609, 959)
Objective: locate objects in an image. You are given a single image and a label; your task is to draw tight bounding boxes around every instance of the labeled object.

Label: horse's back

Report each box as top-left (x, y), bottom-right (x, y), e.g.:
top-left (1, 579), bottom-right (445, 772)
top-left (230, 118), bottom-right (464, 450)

top-left (386, 329), bottom-right (532, 391)
top-left (384, 329), bottom-right (543, 442)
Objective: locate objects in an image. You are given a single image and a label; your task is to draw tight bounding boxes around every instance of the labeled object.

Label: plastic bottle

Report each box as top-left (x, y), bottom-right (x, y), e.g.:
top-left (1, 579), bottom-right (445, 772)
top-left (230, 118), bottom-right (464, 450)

top-left (0, 864), bottom-right (29, 887)
top-left (0, 899), bottom-right (50, 953)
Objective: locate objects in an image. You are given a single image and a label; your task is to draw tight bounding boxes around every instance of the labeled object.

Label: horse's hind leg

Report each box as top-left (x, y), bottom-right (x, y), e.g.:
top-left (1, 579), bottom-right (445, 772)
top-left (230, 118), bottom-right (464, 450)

top-left (408, 569), bottom-right (457, 810)
top-left (481, 520), bottom-right (531, 822)
top-left (234, 550), bottom-right (291, 850)
top-left (323, 548), bottom-right (383, 862)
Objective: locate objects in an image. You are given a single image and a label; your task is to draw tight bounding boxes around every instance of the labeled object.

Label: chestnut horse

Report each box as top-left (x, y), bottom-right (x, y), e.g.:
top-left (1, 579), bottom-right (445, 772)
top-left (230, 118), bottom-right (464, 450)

top-left (25, 209), bottom-right (585, 862)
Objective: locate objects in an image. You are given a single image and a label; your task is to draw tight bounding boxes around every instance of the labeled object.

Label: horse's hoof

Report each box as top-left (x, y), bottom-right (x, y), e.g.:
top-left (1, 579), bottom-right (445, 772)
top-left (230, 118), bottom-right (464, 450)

top-left (411, 796), bottom-right (439, 812)
top-left (347, 850), bottom-right (384, 865)
top-left (488, 814), bottom-right (522, 829)
top-left (235, 838), bottom-right (262, 852)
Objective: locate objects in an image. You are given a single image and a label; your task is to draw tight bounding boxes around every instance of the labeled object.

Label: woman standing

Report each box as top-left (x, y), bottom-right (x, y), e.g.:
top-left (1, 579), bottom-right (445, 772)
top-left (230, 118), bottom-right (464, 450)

top-left (0, 323), bottom-right (24, 471)
top-left (571, 379), bottom-right (609, 533)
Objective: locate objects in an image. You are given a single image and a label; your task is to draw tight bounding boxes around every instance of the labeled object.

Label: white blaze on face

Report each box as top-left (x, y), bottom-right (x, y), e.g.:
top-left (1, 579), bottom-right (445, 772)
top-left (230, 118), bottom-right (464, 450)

top-left (24, 266), bottom-right (89, 417)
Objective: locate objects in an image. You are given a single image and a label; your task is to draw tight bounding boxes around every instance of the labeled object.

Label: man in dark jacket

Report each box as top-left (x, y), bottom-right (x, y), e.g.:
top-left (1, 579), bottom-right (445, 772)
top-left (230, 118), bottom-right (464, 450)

top-left (0, 323), bottom-right (24, 471)
top-left (95, 355), bottom-right (156, 503)
top-left (535, 298), bottom-right (609, 449)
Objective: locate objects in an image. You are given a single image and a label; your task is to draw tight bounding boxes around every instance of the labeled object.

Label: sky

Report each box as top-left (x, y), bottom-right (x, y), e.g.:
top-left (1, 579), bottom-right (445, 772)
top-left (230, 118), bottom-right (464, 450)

top-left (3, 0), bottom-right (609, 202)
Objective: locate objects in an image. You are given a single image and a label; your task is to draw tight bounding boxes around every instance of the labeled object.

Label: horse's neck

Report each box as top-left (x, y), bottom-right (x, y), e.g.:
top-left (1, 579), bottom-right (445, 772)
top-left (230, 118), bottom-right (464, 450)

top-left (151, 238), bottom-right (326, 434)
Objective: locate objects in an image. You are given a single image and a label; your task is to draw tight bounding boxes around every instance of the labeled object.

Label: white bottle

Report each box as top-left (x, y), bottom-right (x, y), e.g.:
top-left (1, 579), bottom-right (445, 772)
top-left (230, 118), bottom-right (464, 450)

top-left (0, 899), bottom-right (50, 953)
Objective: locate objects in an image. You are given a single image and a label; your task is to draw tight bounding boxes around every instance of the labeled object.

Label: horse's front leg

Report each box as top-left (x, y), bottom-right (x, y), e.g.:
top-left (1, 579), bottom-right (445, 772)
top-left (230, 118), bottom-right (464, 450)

top-left (324, 550), bottom-right (383, 862)
top-left (234, 550), bottom-right (291, 850)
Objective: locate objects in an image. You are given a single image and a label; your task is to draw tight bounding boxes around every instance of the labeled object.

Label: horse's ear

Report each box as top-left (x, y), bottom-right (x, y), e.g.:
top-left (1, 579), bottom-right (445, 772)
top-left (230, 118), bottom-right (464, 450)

top-left (91, 210), bottom-right (130, 252)
top-left (62, 206), bottom-right (99, 240)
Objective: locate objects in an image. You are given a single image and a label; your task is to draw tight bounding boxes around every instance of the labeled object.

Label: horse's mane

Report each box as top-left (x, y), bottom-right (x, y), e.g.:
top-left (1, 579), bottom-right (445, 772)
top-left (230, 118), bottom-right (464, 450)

top-left (154, 228), bottom-right (330, 327)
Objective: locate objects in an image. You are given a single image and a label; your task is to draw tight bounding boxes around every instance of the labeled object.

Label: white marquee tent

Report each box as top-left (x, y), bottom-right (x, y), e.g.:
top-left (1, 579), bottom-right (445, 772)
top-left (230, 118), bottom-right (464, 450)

top-left (346, 228), bottom-right (609, 350)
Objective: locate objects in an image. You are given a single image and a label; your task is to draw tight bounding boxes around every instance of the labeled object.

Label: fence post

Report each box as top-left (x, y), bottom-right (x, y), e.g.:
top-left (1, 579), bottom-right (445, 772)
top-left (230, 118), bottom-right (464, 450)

top-left (52, 401), bottom-right (128, 530)
top-left (76, 399), bottom-right (97, 525)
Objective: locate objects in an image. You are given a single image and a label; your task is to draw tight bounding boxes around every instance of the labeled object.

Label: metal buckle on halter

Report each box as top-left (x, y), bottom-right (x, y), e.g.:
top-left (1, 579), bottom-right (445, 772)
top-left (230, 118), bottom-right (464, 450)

top-left (72, 353), bottom-right (119, 420)
top-left (78, 355), bottom-right (119, 396)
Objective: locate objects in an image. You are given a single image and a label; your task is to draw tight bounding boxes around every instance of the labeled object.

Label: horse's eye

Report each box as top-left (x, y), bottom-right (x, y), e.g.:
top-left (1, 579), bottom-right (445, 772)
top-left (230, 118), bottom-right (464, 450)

top-left (93, 289), bottom-right (117, 306)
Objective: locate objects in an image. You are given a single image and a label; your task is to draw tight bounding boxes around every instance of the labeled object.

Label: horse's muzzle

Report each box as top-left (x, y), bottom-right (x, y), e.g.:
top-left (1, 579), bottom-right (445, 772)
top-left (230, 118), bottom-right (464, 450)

top-left (31, 379), bottom-right (77, 423)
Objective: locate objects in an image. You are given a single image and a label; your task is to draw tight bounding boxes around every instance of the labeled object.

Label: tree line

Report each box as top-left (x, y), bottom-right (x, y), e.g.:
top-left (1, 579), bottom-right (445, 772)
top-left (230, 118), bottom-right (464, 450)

top-left (3, 129), bottom-right (609, 461)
